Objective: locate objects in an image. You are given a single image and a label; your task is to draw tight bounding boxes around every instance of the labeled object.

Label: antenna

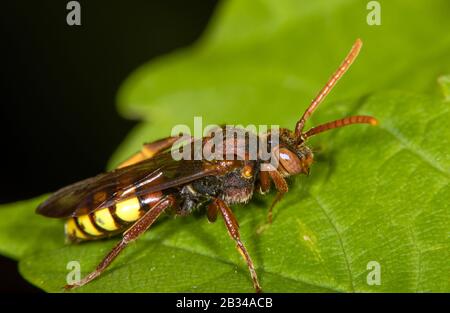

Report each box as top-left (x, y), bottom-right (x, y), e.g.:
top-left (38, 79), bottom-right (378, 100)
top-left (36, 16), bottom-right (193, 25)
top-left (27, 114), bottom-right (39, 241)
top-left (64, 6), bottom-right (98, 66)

top-left (303, 115), bottom-right (378, 140)
top-left (295, 39), bottom-right (363, 138)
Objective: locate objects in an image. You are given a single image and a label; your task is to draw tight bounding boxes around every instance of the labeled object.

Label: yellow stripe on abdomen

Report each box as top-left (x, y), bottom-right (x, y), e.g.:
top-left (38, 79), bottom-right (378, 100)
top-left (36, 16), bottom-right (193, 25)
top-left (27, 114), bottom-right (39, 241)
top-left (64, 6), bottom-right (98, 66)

top-left (77, 214), bottom-right (103, 236)
top-left (94, 208), bottom-right (119, 231)
top-left (64, 196), bottom-right (144, 242)
top-left (65, 218), bottom-right (88, 240)
top-left (115, 197), bottom-right (142, 222)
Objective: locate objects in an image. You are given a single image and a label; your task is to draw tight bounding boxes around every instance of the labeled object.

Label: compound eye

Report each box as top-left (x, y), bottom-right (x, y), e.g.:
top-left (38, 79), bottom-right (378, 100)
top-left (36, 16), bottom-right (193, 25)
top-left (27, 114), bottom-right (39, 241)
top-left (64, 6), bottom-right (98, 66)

top-left (279, 148), bottom-right (302, 175)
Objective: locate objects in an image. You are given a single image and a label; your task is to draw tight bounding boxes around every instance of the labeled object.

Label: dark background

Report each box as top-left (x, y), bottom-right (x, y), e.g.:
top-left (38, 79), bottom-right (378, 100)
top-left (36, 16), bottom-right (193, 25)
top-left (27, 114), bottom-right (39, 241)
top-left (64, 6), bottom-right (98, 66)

top-left (0, 0), bottom-right (218, 292)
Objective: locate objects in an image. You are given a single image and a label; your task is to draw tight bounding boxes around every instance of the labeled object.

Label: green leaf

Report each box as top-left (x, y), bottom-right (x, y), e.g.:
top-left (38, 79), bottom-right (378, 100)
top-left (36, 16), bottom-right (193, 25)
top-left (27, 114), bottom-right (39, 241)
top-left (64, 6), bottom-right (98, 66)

top-left (0, 196), bottom-right (64, 260)
top-left (438, 75), bottom-right (450, 101)
top-left (3, 91), bottom-right (450, 292)
top-left (0, 0), bottom-right (449, 292)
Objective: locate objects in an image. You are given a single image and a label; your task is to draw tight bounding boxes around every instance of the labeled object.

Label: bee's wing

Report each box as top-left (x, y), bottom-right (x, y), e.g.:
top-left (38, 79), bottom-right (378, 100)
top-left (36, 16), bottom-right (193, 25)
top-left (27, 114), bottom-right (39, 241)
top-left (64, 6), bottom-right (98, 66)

top-left (36, 153), bottom-right (220, 218)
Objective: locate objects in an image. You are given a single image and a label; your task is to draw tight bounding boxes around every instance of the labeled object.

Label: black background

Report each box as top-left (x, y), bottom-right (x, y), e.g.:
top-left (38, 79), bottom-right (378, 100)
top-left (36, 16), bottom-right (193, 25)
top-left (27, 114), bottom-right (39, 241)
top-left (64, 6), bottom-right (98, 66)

top-left (1, 293), bottom-right (440, 310)
top-left (0, 0), bottom-right (218, 292)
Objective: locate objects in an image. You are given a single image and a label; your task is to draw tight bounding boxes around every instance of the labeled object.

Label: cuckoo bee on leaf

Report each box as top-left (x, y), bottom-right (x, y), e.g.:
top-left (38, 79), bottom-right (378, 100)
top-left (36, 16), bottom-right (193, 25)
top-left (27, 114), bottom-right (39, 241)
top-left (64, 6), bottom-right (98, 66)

top-left (37, 39), bottom-right (377, 292)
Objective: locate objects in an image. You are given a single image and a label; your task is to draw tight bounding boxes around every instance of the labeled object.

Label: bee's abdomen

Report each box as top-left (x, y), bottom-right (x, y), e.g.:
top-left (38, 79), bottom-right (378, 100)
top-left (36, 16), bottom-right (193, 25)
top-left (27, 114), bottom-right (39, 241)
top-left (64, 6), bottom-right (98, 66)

top-left (65, 191), bottom-right (163, 242)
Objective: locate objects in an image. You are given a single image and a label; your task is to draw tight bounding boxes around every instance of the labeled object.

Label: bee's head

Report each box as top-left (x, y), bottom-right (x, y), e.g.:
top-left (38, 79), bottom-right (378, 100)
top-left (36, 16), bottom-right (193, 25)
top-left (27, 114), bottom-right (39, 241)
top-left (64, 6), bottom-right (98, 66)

top-left (273, 39), bottom-right (377, 177)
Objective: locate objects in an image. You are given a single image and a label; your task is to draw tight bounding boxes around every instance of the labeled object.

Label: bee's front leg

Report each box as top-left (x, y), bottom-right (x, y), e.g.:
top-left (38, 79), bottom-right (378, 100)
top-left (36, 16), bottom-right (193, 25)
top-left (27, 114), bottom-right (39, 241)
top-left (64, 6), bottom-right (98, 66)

top-left (256, 170), bottom-right (271, 195)
top-left (267, 170), bottom-right (288, 224)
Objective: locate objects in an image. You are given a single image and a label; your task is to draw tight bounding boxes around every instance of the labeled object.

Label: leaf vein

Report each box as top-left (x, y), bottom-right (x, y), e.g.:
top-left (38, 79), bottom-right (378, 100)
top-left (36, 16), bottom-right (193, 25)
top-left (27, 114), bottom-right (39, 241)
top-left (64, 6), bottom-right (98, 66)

top-left (308, 193), bottom-right (355, 292)
top-left (380, 125), bottom-right (449, 177)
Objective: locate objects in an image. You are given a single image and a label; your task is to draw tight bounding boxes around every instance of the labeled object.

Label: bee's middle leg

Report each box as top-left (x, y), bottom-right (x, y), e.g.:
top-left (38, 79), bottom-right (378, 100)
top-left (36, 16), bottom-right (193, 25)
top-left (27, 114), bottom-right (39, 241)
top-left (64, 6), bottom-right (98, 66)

top-left (210, 198), bottom-right (262, 293)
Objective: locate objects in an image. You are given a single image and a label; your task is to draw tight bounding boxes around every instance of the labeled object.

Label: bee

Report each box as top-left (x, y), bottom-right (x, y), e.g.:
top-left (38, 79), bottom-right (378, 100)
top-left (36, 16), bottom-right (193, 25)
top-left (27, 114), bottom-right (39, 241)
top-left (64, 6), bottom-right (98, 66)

top-left (37, 39), bottom-right (377, 292)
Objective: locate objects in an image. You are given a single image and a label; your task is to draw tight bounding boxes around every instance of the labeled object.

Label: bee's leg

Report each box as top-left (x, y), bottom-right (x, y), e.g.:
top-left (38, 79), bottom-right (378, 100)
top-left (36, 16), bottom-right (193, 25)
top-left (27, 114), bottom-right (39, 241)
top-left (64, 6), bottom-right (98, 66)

top-left (207, 201), bottom-right (218, 223)
top-left (117, 135), bottom-right (192, 168)
top-left (64, 195), bottom-right (175, 290)
top-left (267, 170), bottom-right (288, 223)
top-left (211, 198), bottom-right (262, 293)
top-left (257, 171), bottom-right (271, 195)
